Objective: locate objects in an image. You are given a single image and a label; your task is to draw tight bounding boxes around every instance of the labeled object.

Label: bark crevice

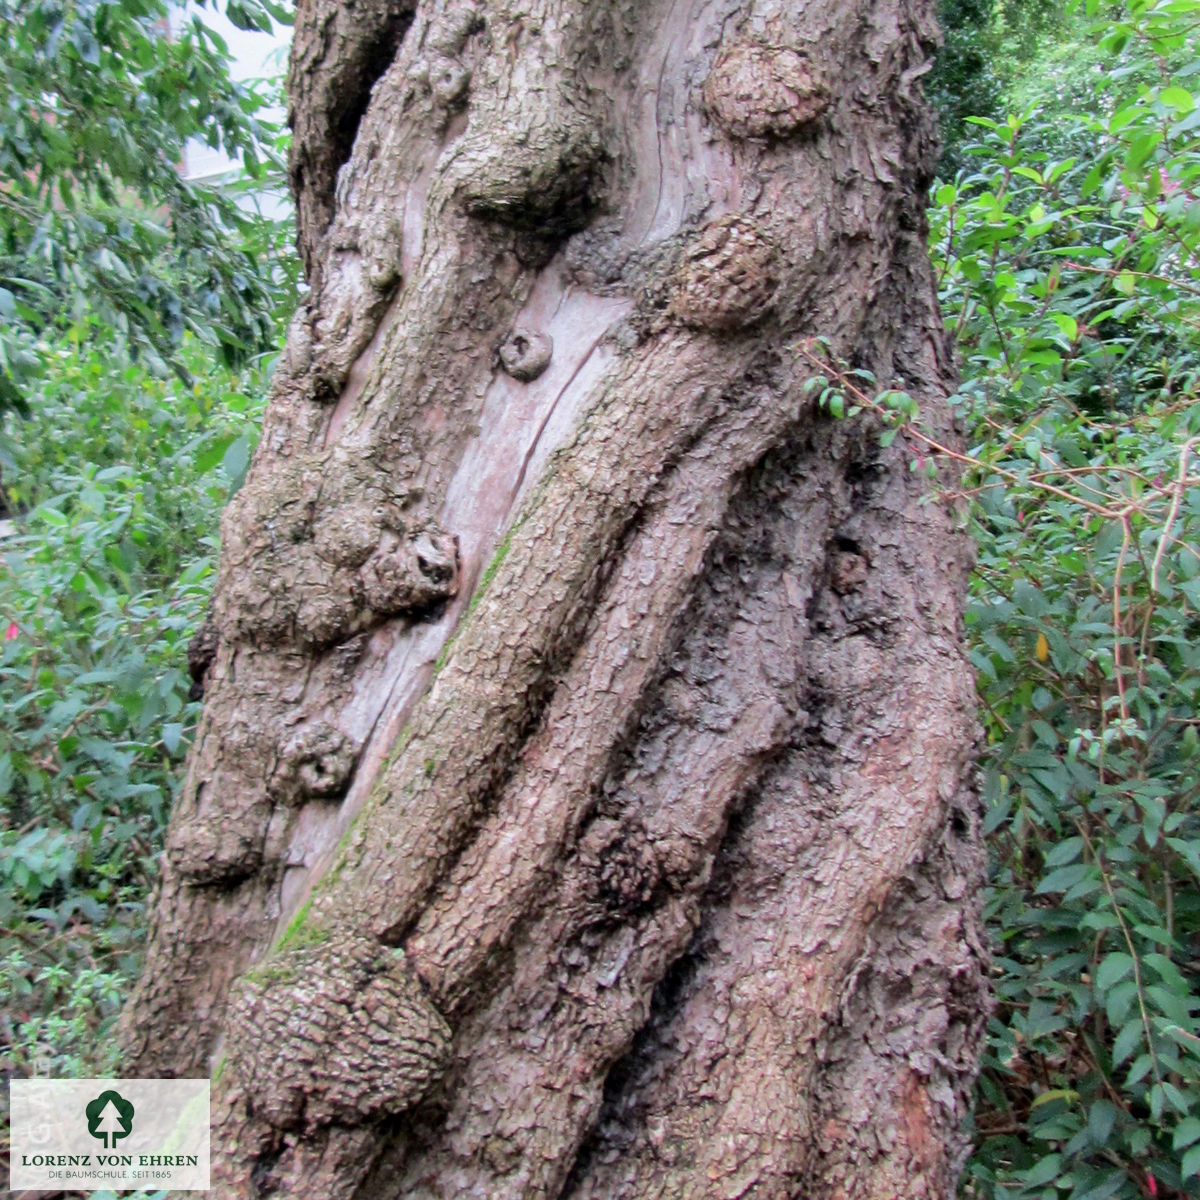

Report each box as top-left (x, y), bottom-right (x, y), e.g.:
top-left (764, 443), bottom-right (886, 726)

top-left (288, 0), bottom-right (422, 273)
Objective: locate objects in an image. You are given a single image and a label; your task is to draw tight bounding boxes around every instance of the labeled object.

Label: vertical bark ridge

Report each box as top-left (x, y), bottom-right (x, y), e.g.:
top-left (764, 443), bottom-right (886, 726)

top-left (803, 797), bottom-right (989, 1199)
top-left (288, 0), bottom-right (422, 274)
top-left (559, 421), bottom-right (982, 1199)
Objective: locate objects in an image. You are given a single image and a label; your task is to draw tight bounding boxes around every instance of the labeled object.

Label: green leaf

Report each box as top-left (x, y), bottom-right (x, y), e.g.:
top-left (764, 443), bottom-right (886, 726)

top-left (1176, 1118), bottom-right (1200, 1152)
top-left (1088, 1099), bottom-right (1118, 1146)
top-left (1043, 836), bottom-right (1084, 868)
top-left (1161, 85), bottom-right (1195, 113)
top-left (1105, 979), bottom-right (1138, 1026)
top-left (1095, 952), bottom-right (1135, 991)
top-left (1049, 312), bottom-right (1078, 341)
top-left (194, 434), bottom-right (236, 475)
top-left (1020, 1153), bottom-right (1063, 1187)
top-left (1113, 1019), bottom-right (1144, 1068)
top-left (1183, 1144), bottom-right (1200, 1180)
top-left (1038, 862), bottom-right (1093, 894)
top-left (221, 435), bottom-right (251, 485)
top-left (1143, 952), bottom-right (1188, 993)
top-left (1126, 130), bottom-right (1164, 170)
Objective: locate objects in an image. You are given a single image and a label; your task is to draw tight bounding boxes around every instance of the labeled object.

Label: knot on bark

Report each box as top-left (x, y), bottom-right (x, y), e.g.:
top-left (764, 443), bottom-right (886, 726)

top-left (186, 613), bottom-right (218, 700)
top-left (270, 719), bottom-right (360, 805)
top-left (216, 460), bottom-right (459, 649)
top-left (308, 225), bottom-right (398, 396)
top-left (274, 304), bottom-right (315, 390)
top-left (457, 104), bottom-right (608, 236)
top-left (360, 209), bottom-right (407, 293)
top-left (498, 327), bottom-right (553, 381)
top-left (224, 934), bottom-right (452, 1132)
top-left (831, 549), bottom-right (869, 595)
top-left (313, 501), bottom-right (405, 569)
top-left (580, 818), bottom-right (665, 916)
top-left (704, 42), bottom-right (829, 139)
top-left (358, 528), bottom-right (460, 617)
top-left (430, 57), bottom-right (471, 112)
top-left (408, 1), bottom-right (480, 113)
top-left (669, 215), bottom-right (777, 331)
top-left (167, 799), bottom-right (270, 887)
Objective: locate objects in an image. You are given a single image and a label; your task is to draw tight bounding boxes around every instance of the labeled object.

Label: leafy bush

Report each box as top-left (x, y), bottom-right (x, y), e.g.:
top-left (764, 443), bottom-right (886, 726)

top-left (0, 0), bottom-right (295, 1088)
top-left (0, 0), bottom-right (296, 412)
top-left (812, 1), bottom-right (1200, 1190)
top-left (932, 0), bottom-right (1007, 173)
top-left (931, 0), bottom-right (1074, 174)
top-left (926, 2), bottom-right (1200, 1195)
top-left (0, 330), bottom-right (268, 1077)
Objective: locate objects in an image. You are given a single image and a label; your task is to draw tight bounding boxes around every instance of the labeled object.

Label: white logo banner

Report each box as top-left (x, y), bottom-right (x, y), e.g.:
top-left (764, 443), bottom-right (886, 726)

top-left (9, 1078), bottom-right (210, 1191)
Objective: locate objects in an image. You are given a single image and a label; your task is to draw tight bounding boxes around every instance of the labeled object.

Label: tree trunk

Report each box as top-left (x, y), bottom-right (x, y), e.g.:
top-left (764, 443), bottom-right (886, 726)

top-left (122, 0), bottom-right (989, 1195)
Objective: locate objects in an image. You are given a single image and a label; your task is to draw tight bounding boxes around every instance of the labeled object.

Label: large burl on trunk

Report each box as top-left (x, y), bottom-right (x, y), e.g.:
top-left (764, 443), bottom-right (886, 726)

top-left (122, 0), bottom-right (989, 1194)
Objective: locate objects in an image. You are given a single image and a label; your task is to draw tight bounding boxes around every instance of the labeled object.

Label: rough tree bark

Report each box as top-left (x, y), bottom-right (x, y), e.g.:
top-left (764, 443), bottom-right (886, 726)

top-left (121, 0), bottom-right (989, 1194)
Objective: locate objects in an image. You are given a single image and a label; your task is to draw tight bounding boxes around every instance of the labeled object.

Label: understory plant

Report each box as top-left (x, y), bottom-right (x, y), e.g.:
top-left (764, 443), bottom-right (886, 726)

top-left (933, 1), bottom-right (1200, 1194)
top-left (805, 0), bottom-right (1200, 1190)
top-left (0, 0), bottom-right (294, 1093)
top-left (0, 330), bottom-right (269, 1079)
top-left (0, 0), bottom-right (295, 413)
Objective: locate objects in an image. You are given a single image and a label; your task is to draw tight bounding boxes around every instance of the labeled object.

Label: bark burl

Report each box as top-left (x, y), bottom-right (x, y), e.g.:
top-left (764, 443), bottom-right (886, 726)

top-left (122, 0), bottom-right (989, 1194)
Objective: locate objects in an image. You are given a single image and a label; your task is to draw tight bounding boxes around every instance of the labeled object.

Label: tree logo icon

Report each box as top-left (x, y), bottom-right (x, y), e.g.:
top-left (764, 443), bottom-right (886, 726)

top-left (85, 1089), bottom-right (135, 1149)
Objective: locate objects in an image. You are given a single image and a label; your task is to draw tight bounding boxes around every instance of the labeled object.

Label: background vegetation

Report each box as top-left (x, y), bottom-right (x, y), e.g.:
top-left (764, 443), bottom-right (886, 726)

top-left (1, 1), bottom-right (1198, 1197)
top-left (933, 3), bottom-right (1200, 1195)
top-left (0, 0), bottom-right (297, 1089)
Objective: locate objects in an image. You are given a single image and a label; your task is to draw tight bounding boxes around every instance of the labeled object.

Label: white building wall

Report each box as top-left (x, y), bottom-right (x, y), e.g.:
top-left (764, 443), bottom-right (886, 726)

top-left (177, 1), bottom-right (290, 215)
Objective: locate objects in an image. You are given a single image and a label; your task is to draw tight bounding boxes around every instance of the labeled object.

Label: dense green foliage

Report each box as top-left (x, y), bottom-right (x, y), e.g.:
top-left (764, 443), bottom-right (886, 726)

top-left (1, 1), bottom-right (1198, 1197)
top-left (807, 2), bottom-right (1200, 1192)
top-left (932, 0), bottom-right (1006, 171)
top-left (0, 0), bottom-right (293, 1088)
top-left (0, 0), bottom-right (294, 414)
top-left (939, 2), bottom-right (1200, 1193)
top-left (932, 0), bottom-right (1071, 172)
top-left (0, 332), bottom-right (268, 1077)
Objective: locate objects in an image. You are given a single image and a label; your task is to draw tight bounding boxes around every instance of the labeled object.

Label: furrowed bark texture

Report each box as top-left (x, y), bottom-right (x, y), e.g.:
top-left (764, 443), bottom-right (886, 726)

top-left (122, 0), bottom-right (989, 1195)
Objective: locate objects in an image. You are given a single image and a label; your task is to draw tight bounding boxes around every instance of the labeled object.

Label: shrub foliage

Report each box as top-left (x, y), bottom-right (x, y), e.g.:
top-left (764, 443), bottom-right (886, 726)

top-left (0, 332), bottom-right (268, 1076)
top-left (0, 0), bottom-right (292, 1083)
top-left (0, 0), bottom-right (295, 413)
top-left (940, 2), bottom-right (1200, 1194)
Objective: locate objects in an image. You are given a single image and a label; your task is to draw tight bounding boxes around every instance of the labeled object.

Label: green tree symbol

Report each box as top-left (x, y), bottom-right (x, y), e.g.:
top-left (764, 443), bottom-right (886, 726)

top-left (85, 1090), bottom-right (135, 1149)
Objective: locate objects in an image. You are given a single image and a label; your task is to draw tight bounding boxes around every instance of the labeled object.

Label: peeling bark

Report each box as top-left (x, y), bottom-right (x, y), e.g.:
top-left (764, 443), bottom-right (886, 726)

top-left (123, 0), bottom-right (988, 1195)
